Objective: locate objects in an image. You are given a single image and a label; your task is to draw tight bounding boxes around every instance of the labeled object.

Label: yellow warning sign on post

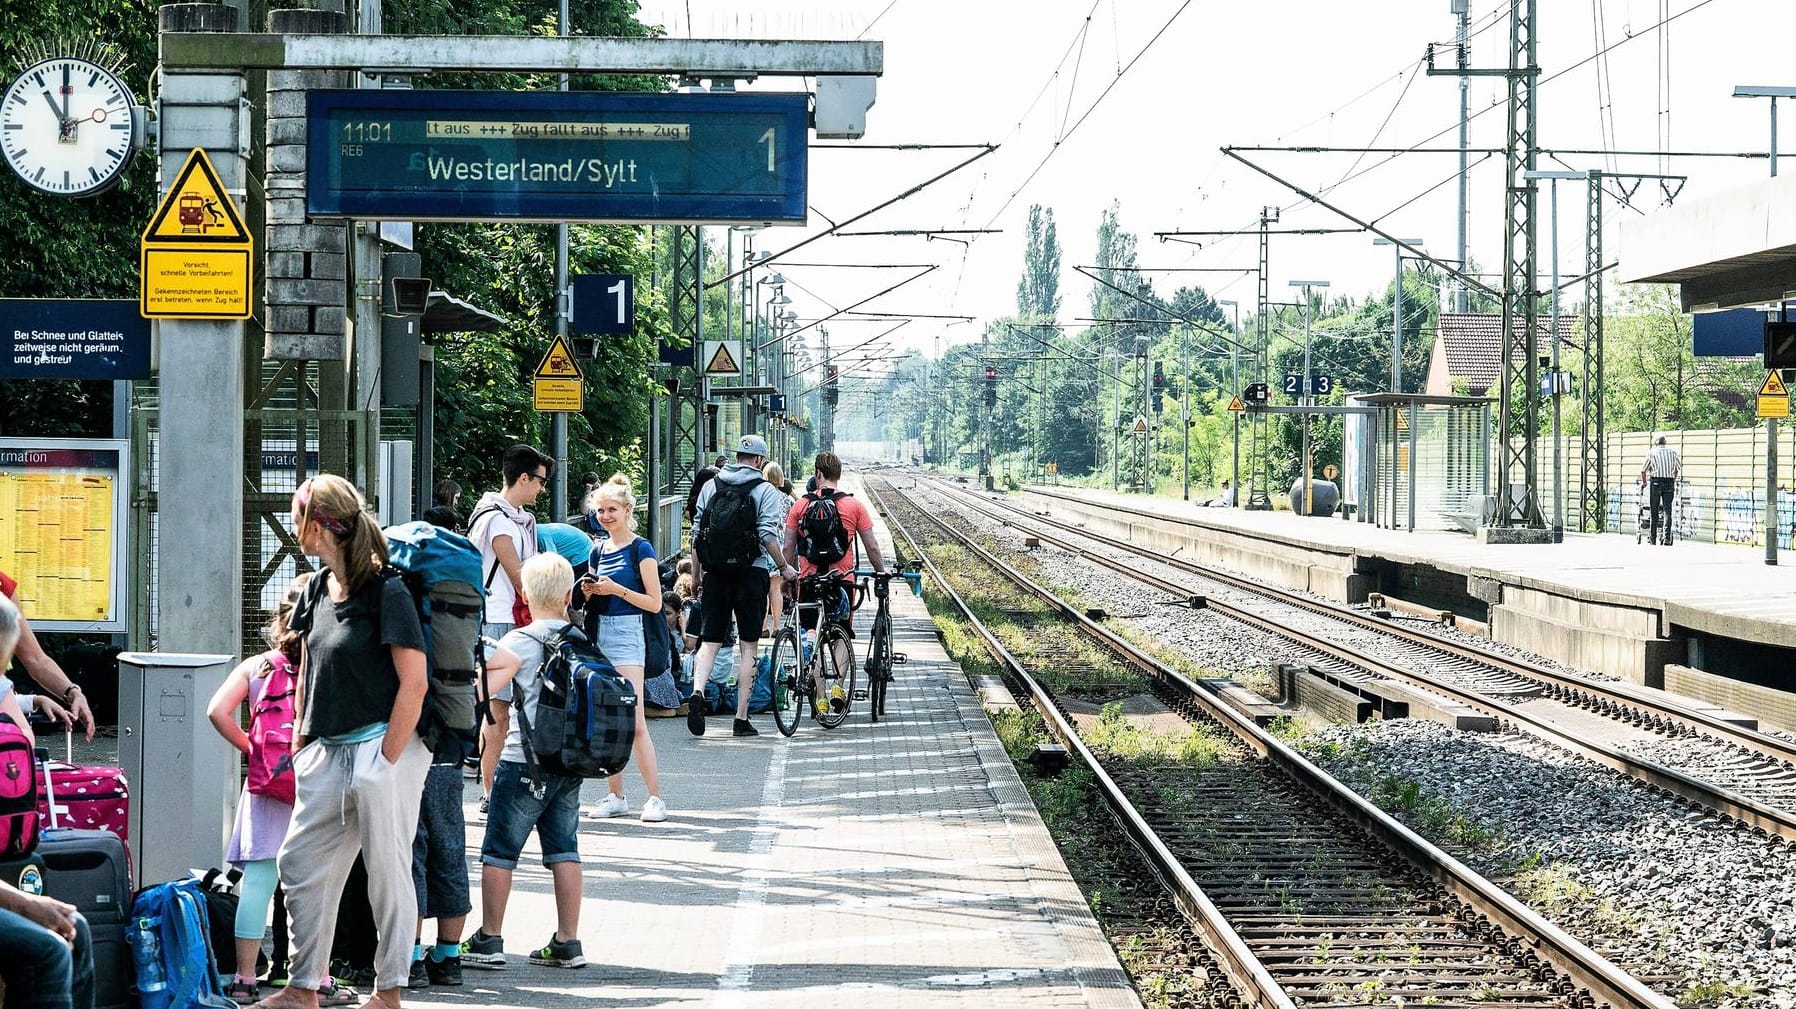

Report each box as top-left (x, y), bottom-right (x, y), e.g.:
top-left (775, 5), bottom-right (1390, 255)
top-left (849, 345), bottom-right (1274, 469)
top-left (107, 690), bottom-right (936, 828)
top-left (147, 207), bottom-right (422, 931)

top-left (1227, 396), bottom-right (1244, 412)
top-left (535, 335), bottom-right (582, 379)
top-left (140, 148), bottom-right (253, 319)
top-left (1759, 371), bottom-right (1790, 419)
top-left (533, 335), bottom-right (584, 412)
top-left (1130, 415), bottom-right (1149, 434)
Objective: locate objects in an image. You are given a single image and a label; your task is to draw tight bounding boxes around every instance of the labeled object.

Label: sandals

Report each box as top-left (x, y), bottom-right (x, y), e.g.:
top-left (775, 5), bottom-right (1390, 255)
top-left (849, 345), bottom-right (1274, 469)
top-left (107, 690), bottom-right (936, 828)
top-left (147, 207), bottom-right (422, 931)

top-left (318, 981), bottom-right (359, 1007)
top-left (224, 980), bottom-right (260, 1005)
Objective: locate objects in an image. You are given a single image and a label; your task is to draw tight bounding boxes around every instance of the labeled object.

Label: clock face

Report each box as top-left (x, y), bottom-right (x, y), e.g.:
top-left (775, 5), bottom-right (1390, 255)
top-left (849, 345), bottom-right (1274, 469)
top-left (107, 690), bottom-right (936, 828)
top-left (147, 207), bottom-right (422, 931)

top-left (0, 56), bottom-right (139, 197)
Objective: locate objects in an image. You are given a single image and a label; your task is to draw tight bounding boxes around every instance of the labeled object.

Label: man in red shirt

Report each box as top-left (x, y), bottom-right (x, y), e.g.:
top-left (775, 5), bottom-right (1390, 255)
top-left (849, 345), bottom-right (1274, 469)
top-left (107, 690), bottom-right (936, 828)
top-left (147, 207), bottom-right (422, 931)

top-left (783, 453), bottom-right (887, 703)
top-left (0, 569), bottom-right (93, 739)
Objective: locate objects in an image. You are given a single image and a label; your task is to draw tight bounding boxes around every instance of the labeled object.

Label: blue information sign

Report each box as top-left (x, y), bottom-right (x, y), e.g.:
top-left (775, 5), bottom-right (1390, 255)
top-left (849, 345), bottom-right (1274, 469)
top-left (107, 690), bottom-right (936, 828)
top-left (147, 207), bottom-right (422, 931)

top-left (307, 90), bottom-right (809, 224)
top-left (570, 274), bottom-right (635, 335)
top-left (0, 300), bottom-right (151, 380)
top-left (1693, 307), bottom-right (1770, 358)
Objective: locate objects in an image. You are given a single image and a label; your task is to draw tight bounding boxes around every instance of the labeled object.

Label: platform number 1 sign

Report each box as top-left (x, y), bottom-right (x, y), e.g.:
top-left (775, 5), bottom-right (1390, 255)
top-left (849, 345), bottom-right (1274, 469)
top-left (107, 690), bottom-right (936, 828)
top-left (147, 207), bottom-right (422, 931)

top-left (570, 274), bottom-right (636, 335)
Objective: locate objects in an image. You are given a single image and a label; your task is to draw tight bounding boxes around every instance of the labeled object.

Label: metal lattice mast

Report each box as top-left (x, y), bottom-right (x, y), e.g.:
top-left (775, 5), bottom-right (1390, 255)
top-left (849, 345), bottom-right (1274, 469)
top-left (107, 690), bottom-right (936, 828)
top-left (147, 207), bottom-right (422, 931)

top-left (1581, 171), bottom-right (1606, 532)
top-left (1250, 206), bottom-right (1275, 506)
top-left (668, 225), bottom-right (703, 496)
top-left (1496, 0), bottom-right (1543, 527)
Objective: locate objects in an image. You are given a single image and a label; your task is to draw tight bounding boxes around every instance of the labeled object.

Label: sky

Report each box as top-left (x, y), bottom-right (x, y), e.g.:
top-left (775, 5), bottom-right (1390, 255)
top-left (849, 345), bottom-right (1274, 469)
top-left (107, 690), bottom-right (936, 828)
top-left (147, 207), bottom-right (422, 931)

top-left (634, 0), bottom-right (1796, 364)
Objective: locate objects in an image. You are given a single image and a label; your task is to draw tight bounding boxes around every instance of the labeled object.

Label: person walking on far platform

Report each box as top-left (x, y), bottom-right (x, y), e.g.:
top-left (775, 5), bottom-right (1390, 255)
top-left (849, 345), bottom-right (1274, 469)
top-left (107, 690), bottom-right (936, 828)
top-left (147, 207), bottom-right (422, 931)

top-left (1641, 436), bottom-right (1681, 546)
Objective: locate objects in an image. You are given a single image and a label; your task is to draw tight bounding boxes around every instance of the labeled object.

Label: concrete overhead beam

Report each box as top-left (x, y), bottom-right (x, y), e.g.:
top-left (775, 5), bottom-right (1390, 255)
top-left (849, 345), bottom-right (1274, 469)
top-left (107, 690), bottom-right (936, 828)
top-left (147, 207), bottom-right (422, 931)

top-left (1621, 171), bottom-right (1796, 311)
top-left (161, 34), bottom-right (883, 76)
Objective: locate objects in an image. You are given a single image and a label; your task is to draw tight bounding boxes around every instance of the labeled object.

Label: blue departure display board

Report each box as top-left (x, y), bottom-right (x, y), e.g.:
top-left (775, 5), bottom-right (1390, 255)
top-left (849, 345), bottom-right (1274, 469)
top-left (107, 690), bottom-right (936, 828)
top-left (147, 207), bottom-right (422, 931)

top-left (306, 90), bottom-right (809, 224)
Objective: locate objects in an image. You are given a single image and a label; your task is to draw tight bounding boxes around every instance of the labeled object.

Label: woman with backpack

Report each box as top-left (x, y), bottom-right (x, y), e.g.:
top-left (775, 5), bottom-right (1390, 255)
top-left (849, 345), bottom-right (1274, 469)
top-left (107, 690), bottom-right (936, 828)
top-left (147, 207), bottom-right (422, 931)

top-left (206, 574), bottom-right (361, 1005)
top-left (258, 475), bottom-right (432, 1009)
top-left (580, 474), bottom-right (666, 823)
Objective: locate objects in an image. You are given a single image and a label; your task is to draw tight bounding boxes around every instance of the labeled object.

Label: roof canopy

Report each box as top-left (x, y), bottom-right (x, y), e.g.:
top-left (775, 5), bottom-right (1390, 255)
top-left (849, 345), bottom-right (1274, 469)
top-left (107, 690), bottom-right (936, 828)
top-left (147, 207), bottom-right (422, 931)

top-left (1621, 172), bottom-right (1796, 311)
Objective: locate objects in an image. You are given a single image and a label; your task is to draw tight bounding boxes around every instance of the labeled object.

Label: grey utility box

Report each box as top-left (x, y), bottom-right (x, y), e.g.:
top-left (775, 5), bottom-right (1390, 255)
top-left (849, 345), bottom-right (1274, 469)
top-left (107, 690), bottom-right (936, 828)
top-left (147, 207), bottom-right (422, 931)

top-left (117, 652), bottom-right (236, 886)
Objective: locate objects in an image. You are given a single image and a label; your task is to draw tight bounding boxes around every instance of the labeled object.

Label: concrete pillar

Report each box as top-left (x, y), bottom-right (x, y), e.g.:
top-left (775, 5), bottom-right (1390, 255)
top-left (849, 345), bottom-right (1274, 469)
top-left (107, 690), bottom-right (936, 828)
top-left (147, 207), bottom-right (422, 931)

top-left (155, 3), bottom-right (248, 659)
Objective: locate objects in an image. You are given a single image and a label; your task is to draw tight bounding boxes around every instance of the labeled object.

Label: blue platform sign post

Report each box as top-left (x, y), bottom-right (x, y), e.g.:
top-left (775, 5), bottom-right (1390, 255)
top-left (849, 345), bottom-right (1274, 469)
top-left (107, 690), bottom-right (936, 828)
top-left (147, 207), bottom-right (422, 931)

top-left (0, 300), bottom-right (152, 380)
top-left (307, 91), bottom-right (809, 224)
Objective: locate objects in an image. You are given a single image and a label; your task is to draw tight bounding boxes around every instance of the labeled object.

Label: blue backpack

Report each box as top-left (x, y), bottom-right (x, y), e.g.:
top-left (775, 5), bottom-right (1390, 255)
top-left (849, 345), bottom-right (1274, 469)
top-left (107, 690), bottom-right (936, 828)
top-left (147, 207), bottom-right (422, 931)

top-left (384, 521), bottom-right (489, 750)
top-left (129, 878), bottom-right (235, 1009)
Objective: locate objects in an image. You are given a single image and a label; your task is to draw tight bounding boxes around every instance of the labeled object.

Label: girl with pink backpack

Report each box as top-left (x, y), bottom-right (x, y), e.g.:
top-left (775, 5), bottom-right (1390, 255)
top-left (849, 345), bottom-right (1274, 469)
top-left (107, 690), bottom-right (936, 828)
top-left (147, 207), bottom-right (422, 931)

top-left (206, 574), bottom-right (354, 1005)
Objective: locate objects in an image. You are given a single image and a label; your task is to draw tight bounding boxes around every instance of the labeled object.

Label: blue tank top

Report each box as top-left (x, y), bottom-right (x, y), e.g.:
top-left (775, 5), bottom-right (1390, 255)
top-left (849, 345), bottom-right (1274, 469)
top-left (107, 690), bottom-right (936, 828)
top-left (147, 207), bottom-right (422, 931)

top-left (590, 536), bottom-right (657, 616)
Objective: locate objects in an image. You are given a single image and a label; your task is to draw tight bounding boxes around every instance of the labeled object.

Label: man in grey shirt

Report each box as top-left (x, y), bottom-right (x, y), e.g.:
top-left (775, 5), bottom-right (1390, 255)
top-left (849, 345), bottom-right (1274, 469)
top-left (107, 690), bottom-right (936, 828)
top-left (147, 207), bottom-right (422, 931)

top-left (686, 434), bottom-right (799, 737)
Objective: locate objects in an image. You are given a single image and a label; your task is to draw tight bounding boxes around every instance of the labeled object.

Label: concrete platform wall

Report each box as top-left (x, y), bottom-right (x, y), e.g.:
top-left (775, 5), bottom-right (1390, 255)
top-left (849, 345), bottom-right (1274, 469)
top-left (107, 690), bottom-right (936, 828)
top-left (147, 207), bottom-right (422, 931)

top-left (1490, 585), bottom-right (1682, 686)
top-left (1664, 663), bottom-right (1796, 731)
top-left (1021, 491), bottom-right (1370, 601)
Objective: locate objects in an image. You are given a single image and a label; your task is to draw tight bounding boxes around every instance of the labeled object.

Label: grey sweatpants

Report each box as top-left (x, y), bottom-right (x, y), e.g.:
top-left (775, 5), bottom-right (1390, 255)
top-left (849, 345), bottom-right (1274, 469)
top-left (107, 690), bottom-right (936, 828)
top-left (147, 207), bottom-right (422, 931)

top-left (277, 734), bottom-right (431, 993)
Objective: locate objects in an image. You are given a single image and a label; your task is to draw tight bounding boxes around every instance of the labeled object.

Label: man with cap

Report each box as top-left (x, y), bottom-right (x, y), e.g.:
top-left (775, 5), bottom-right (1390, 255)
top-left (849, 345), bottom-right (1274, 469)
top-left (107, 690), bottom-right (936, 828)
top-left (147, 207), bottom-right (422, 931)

top-left (686, 434), bottom-right (800, 736)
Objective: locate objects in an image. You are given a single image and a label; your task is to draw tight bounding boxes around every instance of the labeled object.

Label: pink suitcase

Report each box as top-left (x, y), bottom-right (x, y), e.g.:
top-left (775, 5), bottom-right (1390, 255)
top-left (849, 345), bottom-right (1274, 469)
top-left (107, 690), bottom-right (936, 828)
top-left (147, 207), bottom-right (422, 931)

top-left (34, 732), bottom-right (129, 840)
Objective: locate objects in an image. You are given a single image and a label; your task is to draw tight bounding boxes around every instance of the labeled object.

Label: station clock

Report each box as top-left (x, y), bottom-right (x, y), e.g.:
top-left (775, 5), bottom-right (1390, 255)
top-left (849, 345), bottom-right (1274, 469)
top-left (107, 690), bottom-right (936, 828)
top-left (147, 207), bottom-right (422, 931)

top-left (0, 54), bottom-right (144, 198)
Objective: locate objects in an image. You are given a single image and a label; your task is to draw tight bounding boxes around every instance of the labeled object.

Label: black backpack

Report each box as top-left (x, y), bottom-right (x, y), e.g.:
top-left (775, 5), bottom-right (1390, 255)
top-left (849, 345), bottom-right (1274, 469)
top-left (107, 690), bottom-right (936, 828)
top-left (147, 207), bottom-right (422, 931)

top-left (695, 476), bottom-right (764, 571)
top-left (797, 490), bottom-right (851, 566)
top-left (516, 625), bottom-right (637, 779)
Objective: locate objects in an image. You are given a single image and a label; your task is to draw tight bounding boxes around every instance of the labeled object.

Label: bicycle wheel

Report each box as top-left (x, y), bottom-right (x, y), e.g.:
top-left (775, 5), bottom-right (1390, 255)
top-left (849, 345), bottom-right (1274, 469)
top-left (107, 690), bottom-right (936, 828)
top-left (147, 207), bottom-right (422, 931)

top-left (768, 627), bottom-right (803, 737)
top-left (867, 609), bottom-right (891, 722)
top-left (814, 623), bottom-right (857, 730)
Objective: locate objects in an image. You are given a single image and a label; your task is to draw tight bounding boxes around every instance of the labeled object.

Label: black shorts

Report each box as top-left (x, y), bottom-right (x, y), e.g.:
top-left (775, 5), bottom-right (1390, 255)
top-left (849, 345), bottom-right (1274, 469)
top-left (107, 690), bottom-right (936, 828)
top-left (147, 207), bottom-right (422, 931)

top-left (697, 566), bottom-right (771, 643)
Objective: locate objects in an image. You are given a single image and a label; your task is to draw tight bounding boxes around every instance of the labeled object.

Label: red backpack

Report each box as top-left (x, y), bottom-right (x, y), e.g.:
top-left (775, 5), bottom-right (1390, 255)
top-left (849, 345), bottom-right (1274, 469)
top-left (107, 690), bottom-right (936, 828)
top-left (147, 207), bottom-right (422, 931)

top-left (0, 713), bottom-right (40, 857)
top-left (246, 653), bottom-right (298, 804)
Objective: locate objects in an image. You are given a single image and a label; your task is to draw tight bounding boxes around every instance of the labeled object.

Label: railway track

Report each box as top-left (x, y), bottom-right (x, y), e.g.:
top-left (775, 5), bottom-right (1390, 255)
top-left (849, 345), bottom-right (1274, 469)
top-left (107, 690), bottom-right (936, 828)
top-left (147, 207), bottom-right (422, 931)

top-left (864, 475), bottom-right (1672, 1009)
top-left (922, 475), bottom-right (1796, 842)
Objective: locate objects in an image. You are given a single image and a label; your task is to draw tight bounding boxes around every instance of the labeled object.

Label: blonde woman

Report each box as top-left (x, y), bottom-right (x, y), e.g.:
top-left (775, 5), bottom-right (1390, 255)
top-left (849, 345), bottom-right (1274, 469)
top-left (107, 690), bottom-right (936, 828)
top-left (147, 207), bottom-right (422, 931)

top-left (580, 474), bottom-right (666, 823)
top-left (760, 461), bottom-right (794, 637)
top-left (261, 475), bottom-right (431, 1009)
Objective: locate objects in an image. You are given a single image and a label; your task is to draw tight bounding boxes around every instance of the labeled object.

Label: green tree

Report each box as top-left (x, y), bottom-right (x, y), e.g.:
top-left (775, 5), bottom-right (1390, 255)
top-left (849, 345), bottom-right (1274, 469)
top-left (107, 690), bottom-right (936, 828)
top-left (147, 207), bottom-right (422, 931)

top-left (1016, 203), bottom-right (1061, 321)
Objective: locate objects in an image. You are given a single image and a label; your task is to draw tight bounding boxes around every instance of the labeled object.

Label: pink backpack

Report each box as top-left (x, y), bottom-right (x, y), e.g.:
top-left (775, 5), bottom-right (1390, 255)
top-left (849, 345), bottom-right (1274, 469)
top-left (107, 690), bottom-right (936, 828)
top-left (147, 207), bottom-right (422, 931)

top-left (246, 653), bottom-right (298, 804)
top-left (0, 713), bottom-right (40, 857)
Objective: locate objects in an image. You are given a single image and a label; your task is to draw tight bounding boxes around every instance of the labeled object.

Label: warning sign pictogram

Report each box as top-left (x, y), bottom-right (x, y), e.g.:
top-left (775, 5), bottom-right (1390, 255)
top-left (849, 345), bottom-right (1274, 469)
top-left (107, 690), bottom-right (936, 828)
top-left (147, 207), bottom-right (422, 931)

top-left (1227, 396), bottom-right (1244, 412)
top-left (1395, 410), bottom-right (1410, 432)
top-left (1130, 415), bottom-right (1149, 434)
top-left (141, 149), bottom-right (251, 244)
top-left (1758, 370), bottom-right (1790, 419)
top-left (535, 335), bottom-right (582, 379)
top-left (702, 340), bottom-right (742, 376)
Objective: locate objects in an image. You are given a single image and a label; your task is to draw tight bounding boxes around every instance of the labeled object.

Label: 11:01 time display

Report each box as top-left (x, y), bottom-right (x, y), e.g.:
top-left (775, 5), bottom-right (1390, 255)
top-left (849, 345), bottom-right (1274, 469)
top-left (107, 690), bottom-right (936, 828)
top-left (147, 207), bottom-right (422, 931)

top-left (340, 121), bottom-right (393, 144)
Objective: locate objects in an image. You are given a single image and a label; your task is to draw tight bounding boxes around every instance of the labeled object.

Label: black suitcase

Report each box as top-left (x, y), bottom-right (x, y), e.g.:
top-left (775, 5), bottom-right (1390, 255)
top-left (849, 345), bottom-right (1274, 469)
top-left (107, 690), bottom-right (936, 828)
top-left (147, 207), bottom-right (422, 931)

top-left (35, 828), bottom-right (133, 1009)
top-left (38, 827), bottom-right (131, 923)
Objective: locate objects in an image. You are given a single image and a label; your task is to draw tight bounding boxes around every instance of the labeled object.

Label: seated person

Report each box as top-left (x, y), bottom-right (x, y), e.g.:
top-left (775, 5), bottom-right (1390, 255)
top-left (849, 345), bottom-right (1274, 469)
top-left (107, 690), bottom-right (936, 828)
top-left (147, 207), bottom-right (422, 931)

top-left (0, 594), bottom-right (95, 1009)
top-left (1207, 479), bottom-right (1235, 508)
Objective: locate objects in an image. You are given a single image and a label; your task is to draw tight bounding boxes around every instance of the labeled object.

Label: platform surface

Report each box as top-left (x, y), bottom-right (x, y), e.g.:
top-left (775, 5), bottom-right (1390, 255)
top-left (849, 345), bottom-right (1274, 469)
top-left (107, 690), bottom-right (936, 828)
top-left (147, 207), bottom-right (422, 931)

top-left (403, 479), bottom-right (1139, 1009)
top-left (1023, 483), bottom-right (1796, 648)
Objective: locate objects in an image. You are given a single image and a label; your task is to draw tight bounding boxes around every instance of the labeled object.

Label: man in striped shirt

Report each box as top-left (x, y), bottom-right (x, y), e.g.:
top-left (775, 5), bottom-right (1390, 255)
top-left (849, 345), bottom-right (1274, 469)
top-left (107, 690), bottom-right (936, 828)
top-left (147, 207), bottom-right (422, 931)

top-left (1641, 436), bottom-right (1681, 545)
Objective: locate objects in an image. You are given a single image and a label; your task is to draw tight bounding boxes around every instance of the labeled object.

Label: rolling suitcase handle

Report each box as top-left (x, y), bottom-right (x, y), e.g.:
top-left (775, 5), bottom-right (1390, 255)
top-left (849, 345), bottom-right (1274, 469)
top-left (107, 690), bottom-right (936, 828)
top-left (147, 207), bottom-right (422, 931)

top-left (32, 726), bottom-right (75, 830)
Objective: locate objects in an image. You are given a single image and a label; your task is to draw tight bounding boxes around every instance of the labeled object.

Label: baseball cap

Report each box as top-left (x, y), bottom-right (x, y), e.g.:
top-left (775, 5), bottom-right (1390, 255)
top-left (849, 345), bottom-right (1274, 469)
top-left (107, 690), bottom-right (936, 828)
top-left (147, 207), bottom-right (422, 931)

top-left (737, 434), bottom-right (770, 458)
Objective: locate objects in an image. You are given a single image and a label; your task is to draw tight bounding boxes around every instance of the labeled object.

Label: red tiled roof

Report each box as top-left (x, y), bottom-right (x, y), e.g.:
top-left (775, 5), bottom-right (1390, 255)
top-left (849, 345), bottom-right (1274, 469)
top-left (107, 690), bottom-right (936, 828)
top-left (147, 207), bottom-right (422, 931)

top-left (1431, 313), bottom-right (1578, 395)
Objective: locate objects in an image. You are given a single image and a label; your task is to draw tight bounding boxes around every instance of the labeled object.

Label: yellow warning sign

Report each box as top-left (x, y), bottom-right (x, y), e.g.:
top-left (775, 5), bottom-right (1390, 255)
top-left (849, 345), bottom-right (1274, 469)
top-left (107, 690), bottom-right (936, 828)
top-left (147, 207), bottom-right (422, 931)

top-left (1759, 371), bottom-right (1790, 419)
top-left (534, 377), bottom-right (583, 413)
top-left (1395, 410), bottom-right (1410, 432)
top-left (535, 335), bottom-right (582, 380)
top-left (1130, 415), bottom-right (1149, 434)
top-left (141, 149), bottom-right (251, 244)
top-left (702, 340), bottom-right (742, 377)
top-left (1227, 396), bottom-right (1244, 413)
top-left (140, 148), bottom-right (252, 319)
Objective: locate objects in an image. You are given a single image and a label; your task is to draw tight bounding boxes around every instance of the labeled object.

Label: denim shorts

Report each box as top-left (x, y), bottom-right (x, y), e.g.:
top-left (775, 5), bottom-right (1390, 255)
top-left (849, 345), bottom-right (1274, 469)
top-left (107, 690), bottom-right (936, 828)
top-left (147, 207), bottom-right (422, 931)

top-left (597, 612), bottom-right (646, 667)
top-left (479, 760), bottom-right (583, 870)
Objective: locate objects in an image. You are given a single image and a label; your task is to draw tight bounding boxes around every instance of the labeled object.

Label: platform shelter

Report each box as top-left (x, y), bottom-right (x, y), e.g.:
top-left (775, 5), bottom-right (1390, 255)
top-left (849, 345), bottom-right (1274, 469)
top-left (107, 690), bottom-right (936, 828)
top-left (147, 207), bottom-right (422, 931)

top-left (1348, 394), bottom-right (1493, 533)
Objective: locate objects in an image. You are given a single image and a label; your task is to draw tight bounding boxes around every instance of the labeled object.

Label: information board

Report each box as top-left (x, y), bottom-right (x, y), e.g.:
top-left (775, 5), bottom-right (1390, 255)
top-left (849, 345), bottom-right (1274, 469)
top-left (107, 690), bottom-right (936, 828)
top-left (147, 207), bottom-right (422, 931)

top-left (0, 299), bottom-right (151, 380)
top-left (307, 90), bottom-right (809, 224)
top-left (0, 439), bottom-right (129, 632)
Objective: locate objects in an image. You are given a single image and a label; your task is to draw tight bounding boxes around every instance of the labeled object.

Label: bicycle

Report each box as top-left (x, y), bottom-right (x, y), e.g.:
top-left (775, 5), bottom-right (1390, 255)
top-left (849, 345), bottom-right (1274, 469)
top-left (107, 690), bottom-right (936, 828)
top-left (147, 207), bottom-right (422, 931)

top-left (856, 563), bottom-right (922, 722)
top-left (768, 570), bottom-right (857, 736)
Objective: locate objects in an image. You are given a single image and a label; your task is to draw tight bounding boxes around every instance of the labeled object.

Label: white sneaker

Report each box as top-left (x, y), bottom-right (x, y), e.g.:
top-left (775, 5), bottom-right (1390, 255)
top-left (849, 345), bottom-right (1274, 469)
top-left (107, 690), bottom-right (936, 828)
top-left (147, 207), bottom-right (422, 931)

top-left (592, 793), bottom-right (629, 818)
top-left (640, 796), bottom-right (667, 823)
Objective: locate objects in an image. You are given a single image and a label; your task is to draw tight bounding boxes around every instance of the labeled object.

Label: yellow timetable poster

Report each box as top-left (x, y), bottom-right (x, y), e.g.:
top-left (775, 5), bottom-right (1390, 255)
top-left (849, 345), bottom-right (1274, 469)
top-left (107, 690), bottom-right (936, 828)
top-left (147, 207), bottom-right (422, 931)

top-left (0, 441), bottom-right (126, 628)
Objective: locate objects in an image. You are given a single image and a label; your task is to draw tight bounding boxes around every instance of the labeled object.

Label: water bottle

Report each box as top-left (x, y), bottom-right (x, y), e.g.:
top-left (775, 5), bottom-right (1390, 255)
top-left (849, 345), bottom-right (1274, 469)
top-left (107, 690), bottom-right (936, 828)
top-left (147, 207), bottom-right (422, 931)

top-left (802, 632), bottom-right (815, 665)
top-left (135, 918), bottom-right (167, 993)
